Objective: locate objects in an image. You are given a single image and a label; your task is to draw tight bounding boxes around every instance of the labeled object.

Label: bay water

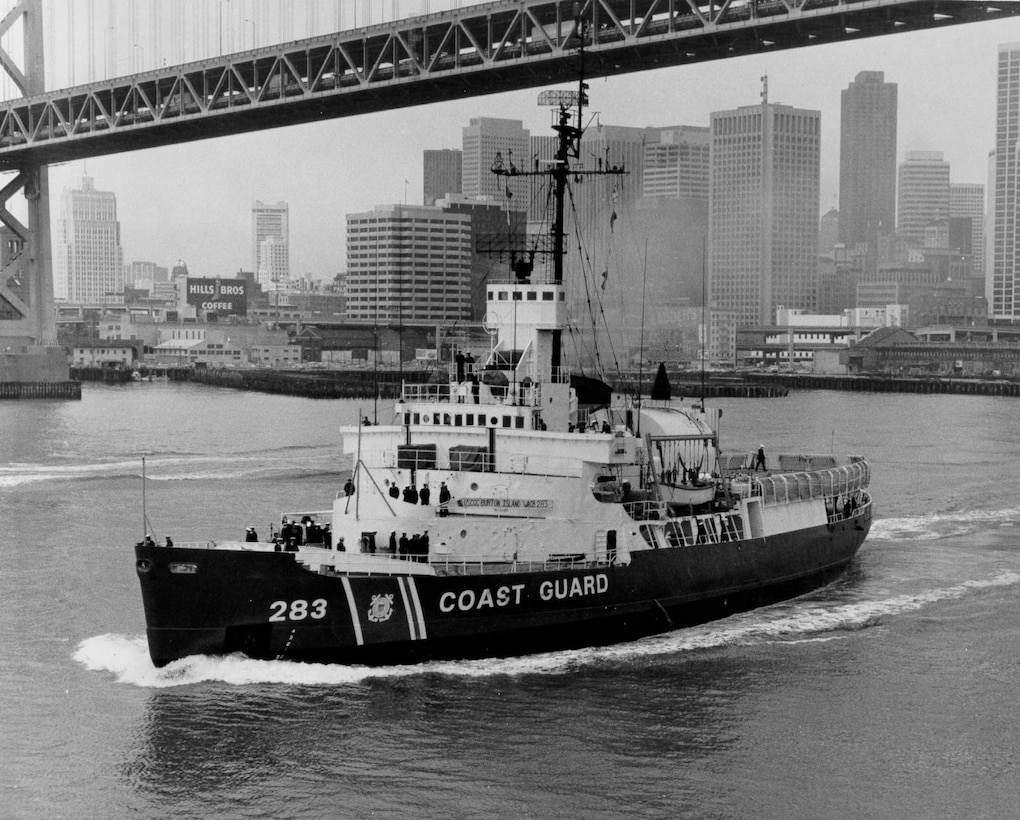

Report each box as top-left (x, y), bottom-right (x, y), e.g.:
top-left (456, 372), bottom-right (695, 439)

top-left (1, 383), bottom-right (1018, 819)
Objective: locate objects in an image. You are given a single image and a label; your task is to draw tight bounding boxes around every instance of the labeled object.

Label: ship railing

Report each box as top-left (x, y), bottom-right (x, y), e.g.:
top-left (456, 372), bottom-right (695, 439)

top-left (402, 382), bottom-right (455, 402)
top-left (430, 554), bottom-right (607, 576)
top-left (825, 490), bottom-right (872, 524)
top-left (401, 380), bottom-right (543, 407)
top-left (377, 439), bottom-right (624, 477)
top-left (308, 550), bottom-right (608, 575)
top-left (153, 540), bottom-right (276, 551)
top-left (157, 541), bottom-right (221, 549)
top-left (623, 500), bottom-right (669, 521)
top-left (637, 510), bottom-right (746, 549)
top-left (747, 459), bottom-right (871, 507)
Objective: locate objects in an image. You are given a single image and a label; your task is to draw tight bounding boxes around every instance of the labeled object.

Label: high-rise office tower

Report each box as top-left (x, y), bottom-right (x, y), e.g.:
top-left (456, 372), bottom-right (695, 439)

top-left (461, 118), bottom-right (530, 205)
top-left (345, 204), bottom-right (471, 323)
top-left (839, 71), bottom-right (897, 249)
top-left (54, 174), bottom-right (124, 303)
top-left (990, 42), bottom-right (1020, 319)
top-left (709, 102), bottom-right (821, 326)
top-left (251, 200), bottom-right (289, 286)
top-left (642, 126), bottom-right (710, 201)
top-left (897, 151), bottom-right (950, 242)
top-left (949, 182), bottom-right (985, 276)
top-left (424, 149), bottom-right (462, 205)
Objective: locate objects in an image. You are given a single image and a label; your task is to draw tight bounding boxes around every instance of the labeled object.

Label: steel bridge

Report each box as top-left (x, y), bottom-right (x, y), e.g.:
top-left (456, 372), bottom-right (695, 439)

top-left (1, 0), bottom-right (1019, 353)
top-left (2, 0), bottom-right (1019, 168)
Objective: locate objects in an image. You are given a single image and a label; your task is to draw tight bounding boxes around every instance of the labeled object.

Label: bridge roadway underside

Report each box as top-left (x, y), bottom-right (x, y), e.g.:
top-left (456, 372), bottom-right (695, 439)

top-left (1, 0), bottom-right (1018, 168)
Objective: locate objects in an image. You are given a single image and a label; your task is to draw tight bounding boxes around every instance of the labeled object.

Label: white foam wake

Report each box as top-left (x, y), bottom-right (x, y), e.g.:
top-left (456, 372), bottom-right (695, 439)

top-left (0, 451), bottom-right (339, 488)
top-left (74, 570), bottom-right (1020, 687)
top-left (871, 506), bottom-right (1020, 541)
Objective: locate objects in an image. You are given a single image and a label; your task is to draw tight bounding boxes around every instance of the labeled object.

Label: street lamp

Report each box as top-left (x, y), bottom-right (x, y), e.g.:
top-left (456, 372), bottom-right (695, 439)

top-left (104, 27), bottom-right (115, 80)
top-left (244, 18), bottom-right (256, 49)
top-left (219, 0), bottom-right (231, 55)
top-left (133, 43), bottom-right (144, 72)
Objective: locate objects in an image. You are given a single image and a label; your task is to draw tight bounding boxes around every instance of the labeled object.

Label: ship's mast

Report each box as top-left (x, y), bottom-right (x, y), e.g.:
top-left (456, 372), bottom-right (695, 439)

top-left (489, 7), bottom-right (624, 371)
top-left (549, 72), bottom-right (585, 285)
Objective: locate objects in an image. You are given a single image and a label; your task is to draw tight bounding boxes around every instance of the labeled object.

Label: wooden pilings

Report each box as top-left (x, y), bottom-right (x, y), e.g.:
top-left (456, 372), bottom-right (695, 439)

top-left (188, 368), bottom-right (431, 399)
top-left (0, 381), bottom-right (81, 400)
top-left (747, 373), bottom-right (1020, 397)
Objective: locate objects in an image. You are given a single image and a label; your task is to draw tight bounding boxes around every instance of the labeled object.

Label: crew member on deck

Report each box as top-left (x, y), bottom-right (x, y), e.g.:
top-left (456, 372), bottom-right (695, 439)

top-left (753, 445), bottom-right (767, 472)
top-left (420, 484), bottom-right (431, 505)
top-left (343, 478), bottom-right (355, 496)
top-left (245, 527), bottom-right (258, 542)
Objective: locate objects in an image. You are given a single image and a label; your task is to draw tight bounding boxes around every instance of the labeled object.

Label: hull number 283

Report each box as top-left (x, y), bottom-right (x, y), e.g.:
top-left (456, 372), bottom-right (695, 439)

top-left (269, 599), bottom-right (327, 622)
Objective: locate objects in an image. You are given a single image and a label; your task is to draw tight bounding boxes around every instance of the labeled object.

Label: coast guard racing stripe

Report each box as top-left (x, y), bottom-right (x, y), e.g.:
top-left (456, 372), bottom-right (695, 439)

top-left (340, 576), bottom-right (426, 645)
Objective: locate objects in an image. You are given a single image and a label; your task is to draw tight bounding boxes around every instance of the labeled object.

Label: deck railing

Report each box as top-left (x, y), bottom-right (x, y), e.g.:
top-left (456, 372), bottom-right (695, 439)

top-left (748, 459), bottom-right (870, 506)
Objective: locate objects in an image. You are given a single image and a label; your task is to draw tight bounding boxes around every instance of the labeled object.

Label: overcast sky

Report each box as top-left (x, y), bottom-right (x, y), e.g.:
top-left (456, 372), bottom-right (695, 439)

top-left (34, 9), bottom-right (1020, 281)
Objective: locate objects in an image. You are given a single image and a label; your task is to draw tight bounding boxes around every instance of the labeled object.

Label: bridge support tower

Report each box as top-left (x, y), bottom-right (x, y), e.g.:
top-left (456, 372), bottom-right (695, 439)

top-left (0, 0), bottom-right (70, 393)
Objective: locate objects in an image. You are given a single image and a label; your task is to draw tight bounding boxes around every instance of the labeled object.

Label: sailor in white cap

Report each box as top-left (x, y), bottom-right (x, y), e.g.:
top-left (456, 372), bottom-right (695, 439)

top-left (753, 444), bottom-right (767, 472)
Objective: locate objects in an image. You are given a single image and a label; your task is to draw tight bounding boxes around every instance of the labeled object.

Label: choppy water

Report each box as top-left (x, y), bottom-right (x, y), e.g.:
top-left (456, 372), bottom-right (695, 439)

top-left (2, 383), bottom-right (1018, 819)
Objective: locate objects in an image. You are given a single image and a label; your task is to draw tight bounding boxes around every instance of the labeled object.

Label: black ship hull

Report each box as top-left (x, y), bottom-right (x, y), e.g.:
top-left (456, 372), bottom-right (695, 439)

top-left (134, 506), bottom-right (871, 667)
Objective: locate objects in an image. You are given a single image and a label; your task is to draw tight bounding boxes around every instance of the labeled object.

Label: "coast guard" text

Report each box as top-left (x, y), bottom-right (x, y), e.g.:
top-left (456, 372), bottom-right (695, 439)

top-left (438, 573), bottom-right (609, 613)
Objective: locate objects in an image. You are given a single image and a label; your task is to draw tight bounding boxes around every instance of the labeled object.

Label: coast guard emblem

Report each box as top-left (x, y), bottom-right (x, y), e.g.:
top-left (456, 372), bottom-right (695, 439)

top-left (367, 593), bottom-right (394, 623)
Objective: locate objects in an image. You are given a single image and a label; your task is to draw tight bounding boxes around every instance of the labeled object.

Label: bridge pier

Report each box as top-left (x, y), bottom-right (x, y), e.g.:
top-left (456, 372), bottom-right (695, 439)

top-left (0, 0), bottom-right (71, 396)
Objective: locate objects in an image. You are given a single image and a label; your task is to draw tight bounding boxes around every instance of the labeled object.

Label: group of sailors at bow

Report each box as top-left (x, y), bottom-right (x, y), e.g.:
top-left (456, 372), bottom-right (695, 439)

top-left (265, 517), bottom-right (333, 551)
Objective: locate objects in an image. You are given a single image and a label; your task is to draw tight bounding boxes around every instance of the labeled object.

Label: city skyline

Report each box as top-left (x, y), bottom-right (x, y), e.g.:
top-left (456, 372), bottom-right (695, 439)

top-left (38, 19), bottom-right (1019, 281)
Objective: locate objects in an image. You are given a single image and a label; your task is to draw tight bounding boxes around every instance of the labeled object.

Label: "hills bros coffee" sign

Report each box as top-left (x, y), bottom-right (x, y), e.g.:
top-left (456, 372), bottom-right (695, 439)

top-left (186, 278), bottom-right (247, 317)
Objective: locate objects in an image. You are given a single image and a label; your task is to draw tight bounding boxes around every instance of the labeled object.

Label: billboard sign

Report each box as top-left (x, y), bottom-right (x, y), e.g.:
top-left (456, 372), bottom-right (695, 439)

top-left (185, 278), bottom-right (247, 316)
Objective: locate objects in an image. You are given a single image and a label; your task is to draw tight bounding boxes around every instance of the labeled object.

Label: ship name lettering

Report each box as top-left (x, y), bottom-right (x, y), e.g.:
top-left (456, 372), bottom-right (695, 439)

top-left (538, 574), bottom-right (609, 602)
top-left (458, 498), bottom-right (551, 510)
top-left (439, 584), bottom-right (526, 613)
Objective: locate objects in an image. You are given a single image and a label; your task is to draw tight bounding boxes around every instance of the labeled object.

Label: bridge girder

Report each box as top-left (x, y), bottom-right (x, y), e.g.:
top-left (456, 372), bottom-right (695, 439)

top-left (0, 0), bottom-right (1017, 169)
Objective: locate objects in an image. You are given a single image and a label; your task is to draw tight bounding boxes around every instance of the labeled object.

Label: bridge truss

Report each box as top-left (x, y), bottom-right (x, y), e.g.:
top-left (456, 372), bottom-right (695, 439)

top-left (2, 0), bottom-right (1020, 169)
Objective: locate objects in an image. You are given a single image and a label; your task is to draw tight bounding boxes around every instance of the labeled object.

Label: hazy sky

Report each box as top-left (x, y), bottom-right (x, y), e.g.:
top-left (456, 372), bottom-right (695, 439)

top-left (35, 12), bottom-right (1020, 281)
